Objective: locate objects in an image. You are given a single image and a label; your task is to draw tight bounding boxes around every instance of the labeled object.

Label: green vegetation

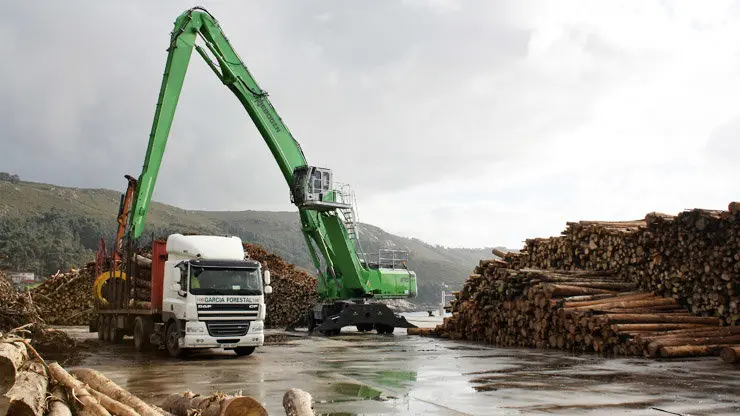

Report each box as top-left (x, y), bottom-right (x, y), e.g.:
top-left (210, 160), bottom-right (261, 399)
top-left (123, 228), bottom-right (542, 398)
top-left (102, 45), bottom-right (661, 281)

top-left (0, 176), bottom-right (508, 306)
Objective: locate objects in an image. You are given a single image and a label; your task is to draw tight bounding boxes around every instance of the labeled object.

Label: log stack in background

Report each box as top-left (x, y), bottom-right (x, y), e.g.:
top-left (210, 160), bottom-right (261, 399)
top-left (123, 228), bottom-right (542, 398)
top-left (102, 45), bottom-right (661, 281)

top-left (243, 243), bottom-right (318, 328)
top-left (424, 202), bottom-right (740, 362)
top-left (504, 202), bottom-right (740, 326)
top-left (0, 273), bottom-right (75, 353)
top-left (429, 262), bottom-right (739, 358)
top-left (30, 265), bottom-right (97, 326)
top-left (1, 273), bottom-right (40, 332)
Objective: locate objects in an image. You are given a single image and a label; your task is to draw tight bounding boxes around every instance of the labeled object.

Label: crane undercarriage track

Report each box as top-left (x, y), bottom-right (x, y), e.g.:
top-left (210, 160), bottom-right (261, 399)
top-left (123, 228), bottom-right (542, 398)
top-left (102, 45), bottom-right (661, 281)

top-left (306, 301), bottom-right (417, 336)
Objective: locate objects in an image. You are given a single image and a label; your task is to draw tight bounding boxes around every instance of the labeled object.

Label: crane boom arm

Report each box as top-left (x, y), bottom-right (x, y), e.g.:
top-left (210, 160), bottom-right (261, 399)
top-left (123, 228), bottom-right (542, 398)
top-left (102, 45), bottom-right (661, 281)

top-left (127, 7), bottom-right (417, 302)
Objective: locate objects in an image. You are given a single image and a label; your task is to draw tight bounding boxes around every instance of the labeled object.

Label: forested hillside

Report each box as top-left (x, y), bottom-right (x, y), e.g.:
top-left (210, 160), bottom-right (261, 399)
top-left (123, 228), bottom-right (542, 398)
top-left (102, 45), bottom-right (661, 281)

top-left (0, 177), bottom-right (508, 306)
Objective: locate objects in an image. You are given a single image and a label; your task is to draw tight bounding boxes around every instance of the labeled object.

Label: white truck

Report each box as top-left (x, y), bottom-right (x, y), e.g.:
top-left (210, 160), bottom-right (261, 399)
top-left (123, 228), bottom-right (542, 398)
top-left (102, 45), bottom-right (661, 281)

top-left (92, 234), bottom-right (272, 358)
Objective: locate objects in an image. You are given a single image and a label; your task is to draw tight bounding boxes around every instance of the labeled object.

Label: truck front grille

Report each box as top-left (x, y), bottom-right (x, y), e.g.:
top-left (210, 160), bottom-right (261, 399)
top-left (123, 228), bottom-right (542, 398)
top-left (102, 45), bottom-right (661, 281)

top-left (205, 321), bottom-right (250, 337)
top-left (197, 304), bottom-right (259, 320)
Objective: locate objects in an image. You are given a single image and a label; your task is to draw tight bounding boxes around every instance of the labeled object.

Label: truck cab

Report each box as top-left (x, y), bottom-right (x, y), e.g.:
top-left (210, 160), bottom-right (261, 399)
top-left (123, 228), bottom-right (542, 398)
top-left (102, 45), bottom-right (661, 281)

top-left (156, 234), bottom-right (271, 357)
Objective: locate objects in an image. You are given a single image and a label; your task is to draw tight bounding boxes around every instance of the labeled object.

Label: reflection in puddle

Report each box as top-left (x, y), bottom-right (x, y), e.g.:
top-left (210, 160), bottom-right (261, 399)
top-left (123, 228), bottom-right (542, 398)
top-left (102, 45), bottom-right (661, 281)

top-left (64, 328), bottom-right (740, 416)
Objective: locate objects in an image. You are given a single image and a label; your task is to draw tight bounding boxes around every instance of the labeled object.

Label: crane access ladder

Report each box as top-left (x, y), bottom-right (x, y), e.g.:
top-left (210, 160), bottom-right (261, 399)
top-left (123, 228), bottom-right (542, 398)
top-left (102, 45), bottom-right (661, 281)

top-left (334, 183), bottom-right (411, 271)
top-left (335, 183), bottom-right (363, 258)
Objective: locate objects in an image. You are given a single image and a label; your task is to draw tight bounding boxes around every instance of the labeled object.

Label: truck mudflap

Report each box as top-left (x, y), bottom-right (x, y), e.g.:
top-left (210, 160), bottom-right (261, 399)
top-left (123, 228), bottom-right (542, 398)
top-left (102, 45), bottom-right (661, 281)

top-left (315, 303), bottom-right (417, 333)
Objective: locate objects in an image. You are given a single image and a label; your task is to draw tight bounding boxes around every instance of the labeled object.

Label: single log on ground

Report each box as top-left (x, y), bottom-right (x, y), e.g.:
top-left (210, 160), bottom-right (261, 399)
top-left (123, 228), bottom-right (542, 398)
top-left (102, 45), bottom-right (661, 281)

top-left (70, 368), bottom-right (160, 416)
top-left (659, 344), bottom-right (739, 358)
top-left (720, 346), bottom-right (740, 364)
top-left (0, 361), bottom-right (48, 416)
top-left (47, 386), bottom-right (72, 416)
top-left (283, 388), bottom-right (313, 416)
top-left (647, 335), bottom-right (740, 357)
top-left (47, 363), bottom-right (110, 416)
top-left (0, 342), bottom-right (28, 394)
top-left (87, 388), bottom-right (139, 416)
top-left (161, 391), bottom-right (268, 416)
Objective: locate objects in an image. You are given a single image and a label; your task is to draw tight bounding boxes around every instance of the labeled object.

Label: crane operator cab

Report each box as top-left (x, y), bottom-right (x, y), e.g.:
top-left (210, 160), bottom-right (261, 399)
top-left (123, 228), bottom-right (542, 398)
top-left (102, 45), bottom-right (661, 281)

top-left (291, 166), bottom-right (352, 211)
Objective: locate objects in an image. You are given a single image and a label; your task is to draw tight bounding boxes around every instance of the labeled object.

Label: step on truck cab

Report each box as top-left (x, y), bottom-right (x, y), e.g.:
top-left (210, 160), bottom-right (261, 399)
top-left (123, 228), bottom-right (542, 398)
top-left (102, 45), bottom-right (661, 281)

top-left (92, 234), bottom-right (272, 358)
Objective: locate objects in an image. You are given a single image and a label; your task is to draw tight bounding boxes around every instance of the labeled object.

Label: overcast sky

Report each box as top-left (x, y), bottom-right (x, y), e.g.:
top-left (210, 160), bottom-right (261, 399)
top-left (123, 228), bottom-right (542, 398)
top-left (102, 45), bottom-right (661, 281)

top-left (1, 0), bottom-right (739, 249)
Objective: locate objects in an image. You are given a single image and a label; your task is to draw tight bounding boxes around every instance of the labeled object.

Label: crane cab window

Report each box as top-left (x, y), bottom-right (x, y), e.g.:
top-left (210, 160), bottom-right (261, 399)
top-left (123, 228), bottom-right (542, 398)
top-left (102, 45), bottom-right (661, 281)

top-left (309, 168), bottom-right (332, 194)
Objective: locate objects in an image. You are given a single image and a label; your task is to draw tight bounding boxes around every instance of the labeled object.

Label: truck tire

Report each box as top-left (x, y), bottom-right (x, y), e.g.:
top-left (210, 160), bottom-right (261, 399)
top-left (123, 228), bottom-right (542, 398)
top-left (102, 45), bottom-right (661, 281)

top-left (133, 317), bottom-right (151, 352)
top-left (101, 316), bottom-right (111, 342)
top-left (109, 315), bottom-right (124, 344)
top-left (165, 320), bottom-right (185, 358)
top-left (97, 315), bottom-right (106, 341)
top-left (234, 347), bottom-right (255, 357)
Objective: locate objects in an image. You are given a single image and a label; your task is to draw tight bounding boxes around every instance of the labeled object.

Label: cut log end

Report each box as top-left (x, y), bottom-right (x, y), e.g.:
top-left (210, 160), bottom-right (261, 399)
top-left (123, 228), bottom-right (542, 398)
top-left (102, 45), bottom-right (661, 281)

top-left (283, 388), bottom-right (313, 416)
top-left (720, 346), bottom-right (740, 364)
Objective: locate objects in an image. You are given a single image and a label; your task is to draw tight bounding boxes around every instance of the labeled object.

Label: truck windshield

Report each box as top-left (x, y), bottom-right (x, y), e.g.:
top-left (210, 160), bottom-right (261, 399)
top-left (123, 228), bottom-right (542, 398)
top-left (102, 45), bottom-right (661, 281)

top-left (189, 267), bottom-right (262, 296)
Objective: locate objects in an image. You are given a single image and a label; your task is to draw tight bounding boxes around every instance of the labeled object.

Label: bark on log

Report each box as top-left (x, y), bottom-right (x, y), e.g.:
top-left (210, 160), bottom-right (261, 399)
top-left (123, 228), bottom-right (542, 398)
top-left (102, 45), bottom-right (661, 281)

top-left (0, 342), bottom-right (27, 395)
top-left (87, 388), bottom-right (139, 416)
top-left (720, 346), bottom-right (740, 364)
top-left (601, 314), bottom-right (721, 324)
top-left (659, 344), bottom-right (738, 358)
top-left (161, 391), bottom-right (267, 416)
top-left (283, 389), bottom-right (314, 416)
top-left (134, 255), bottom-right (152, 269)
top-left (0, 361), bottom-right (48, 416)
top-left (612, 324), bottom-right (707, 332)
top-left (546, 284), bottom-right (615, 296)
top-left (69, 368), bottom-right (160, 416)
top-left (47, 386), bottom-right (72, 416)
top-left (647, 335), bottom-right (740, 357)
top-left (47, 363), bottom-right (110, 416)
top-left (565, 297), bottom-right (677, 311)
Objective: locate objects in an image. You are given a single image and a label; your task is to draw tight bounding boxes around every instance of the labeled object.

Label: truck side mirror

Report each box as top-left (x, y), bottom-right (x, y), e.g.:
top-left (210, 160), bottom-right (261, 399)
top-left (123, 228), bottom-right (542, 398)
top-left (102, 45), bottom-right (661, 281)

top-left (264, 285), bottom-right (273, 295)
top-left (263, 269), bottom-right (271, 286)
top-left (171, 283), bottom-right (187, 297)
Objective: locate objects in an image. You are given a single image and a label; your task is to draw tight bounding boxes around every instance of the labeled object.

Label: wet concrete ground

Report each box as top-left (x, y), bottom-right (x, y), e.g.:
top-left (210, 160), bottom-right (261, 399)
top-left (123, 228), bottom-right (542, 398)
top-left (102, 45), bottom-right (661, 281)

top-left (62, 314), bottom-right (739, 415)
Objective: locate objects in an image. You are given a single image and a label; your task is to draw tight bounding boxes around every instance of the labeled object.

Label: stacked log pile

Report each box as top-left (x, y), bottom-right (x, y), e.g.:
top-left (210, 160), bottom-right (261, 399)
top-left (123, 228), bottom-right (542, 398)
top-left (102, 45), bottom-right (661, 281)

top-left (425, 262), bottom-right (740, 359)
top-left (1, 334), bottom-right (314, 416)
top-left (504, 202), bottom-right (740, 325)
top-left (243, 243), bottom-right (318, 328)
top-left (30, 265), bottom-right (97, 326)
top-left (9, 238), bottom-right (316, 329)
top-left (1, 273), bottom-right (40, 332)
top-left (1, 274), bottom-right (75, 353)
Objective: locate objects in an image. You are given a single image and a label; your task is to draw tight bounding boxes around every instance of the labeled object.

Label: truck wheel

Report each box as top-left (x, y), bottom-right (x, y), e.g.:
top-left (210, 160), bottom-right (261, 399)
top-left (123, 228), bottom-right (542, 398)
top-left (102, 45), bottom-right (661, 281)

top-left (307, 312), bottom-right (316, 333)
top-left (97, 316), bottom-right (106, 341)
top-left (234, 347), bottom-right (255, 357)
top-left (109, 316), bottom-right (123, 344)
top-left (165, 321), bottom-right (184, 358)
top-left (101, 316), bottom-right (111, 342)
top-left (133, 317), bottom-right (151, 352)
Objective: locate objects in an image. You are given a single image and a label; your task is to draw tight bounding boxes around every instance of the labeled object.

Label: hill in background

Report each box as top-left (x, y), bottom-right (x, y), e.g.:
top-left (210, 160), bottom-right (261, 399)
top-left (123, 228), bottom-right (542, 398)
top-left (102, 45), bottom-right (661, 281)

top-left (0, 176), bottom-right (512, 306)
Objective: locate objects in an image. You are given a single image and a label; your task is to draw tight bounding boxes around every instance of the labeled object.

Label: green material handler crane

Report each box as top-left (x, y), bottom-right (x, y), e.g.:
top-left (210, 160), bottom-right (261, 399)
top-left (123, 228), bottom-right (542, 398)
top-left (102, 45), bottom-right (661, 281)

top-left (128, 7), bottom-right (418, 334)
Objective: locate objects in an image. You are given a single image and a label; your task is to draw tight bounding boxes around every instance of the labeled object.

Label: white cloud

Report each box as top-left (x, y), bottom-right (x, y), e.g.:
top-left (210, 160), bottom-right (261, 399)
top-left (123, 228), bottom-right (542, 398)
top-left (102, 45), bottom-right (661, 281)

top-left (1, 0), bottom-right (740, 249)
